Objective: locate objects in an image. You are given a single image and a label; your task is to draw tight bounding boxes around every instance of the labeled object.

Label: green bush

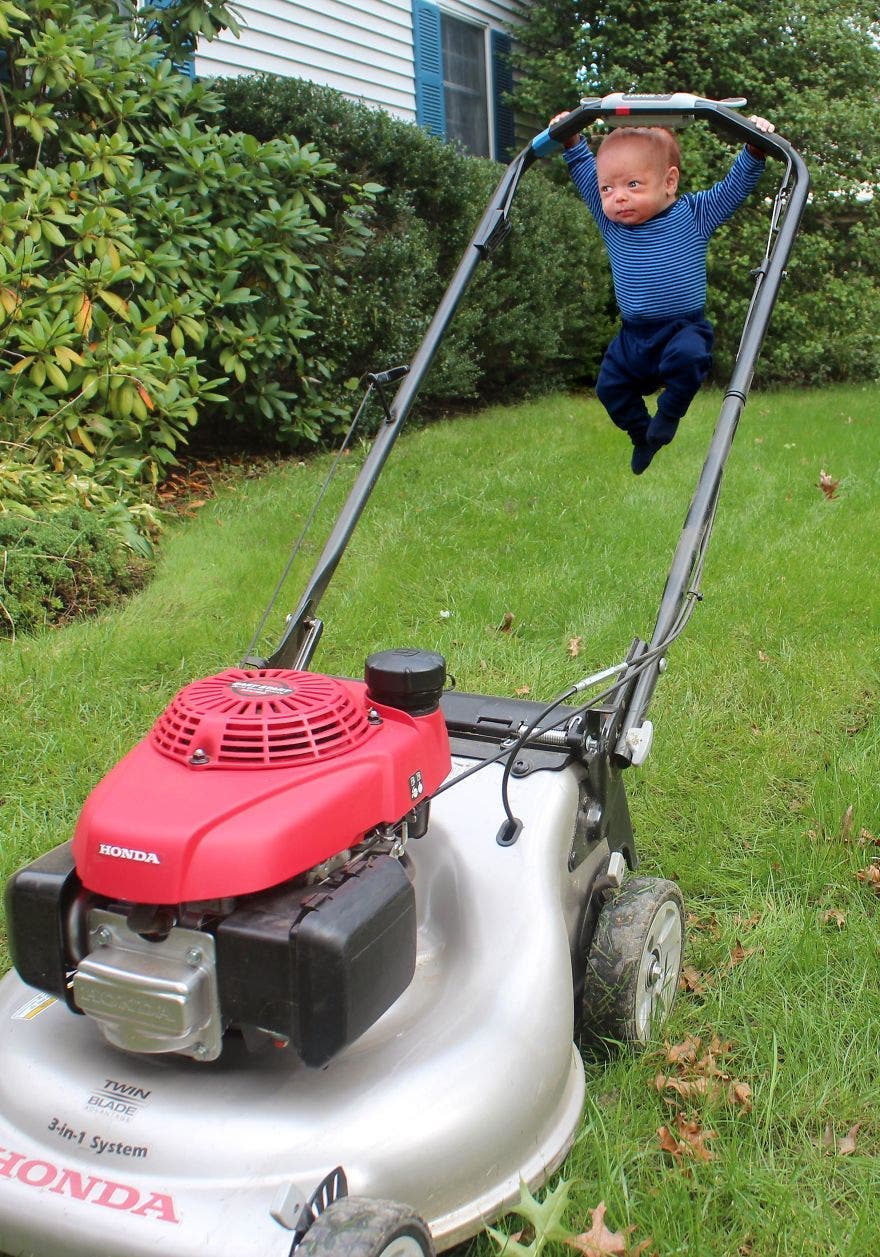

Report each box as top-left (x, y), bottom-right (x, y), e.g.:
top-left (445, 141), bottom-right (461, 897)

top-left (0, 507), bottom-right (152, 636)
top-left (214, 74), bottom-right (614, 414)
top-left (0, 0), bottom-right (378, 525)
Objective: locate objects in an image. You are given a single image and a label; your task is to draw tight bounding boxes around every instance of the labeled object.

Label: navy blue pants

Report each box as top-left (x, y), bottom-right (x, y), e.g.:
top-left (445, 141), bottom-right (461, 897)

top-left (596, 311), bottom-right (714, 447)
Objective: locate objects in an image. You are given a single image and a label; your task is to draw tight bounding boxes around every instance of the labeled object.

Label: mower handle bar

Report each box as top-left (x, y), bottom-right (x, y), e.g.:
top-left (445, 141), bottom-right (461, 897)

top-left (268, 95), bottom-right (809, 764)
top-left (533, 93), bottom-right (790, 162)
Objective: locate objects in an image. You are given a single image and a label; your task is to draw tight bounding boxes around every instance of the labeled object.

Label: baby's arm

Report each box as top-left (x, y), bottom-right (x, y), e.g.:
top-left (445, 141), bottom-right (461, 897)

top-left (548, 112), bottom-right (604, 221)
top-left (690, 118), bottom-right (775, 237)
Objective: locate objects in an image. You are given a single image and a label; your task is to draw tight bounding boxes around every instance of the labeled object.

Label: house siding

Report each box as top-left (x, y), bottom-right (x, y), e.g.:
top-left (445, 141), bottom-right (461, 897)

top-left (194, 0), bottom-right (523, 121)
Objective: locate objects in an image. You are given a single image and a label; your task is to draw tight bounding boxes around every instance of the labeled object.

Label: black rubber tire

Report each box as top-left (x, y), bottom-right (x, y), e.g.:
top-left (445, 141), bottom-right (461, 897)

top-left (581, 876), bottom-right (684, 1047)
top-left (296, 1196), bottom-right (436, 1257)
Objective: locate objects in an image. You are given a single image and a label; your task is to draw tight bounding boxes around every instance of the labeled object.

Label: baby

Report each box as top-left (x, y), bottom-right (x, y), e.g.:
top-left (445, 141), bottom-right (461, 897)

top-left (550, 112), bottom-right (775, 472)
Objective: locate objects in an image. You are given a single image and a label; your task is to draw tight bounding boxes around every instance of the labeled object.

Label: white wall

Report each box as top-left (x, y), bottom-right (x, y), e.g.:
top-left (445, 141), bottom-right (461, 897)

top-left (195, 0), bottom-right (524, 120)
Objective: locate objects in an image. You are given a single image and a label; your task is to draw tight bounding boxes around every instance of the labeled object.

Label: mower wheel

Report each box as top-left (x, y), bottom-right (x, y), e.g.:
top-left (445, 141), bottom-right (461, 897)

top-left (295, 1196), bottom-right (436, 1257)
top-left (581, 876), bottom-right (684, 1047)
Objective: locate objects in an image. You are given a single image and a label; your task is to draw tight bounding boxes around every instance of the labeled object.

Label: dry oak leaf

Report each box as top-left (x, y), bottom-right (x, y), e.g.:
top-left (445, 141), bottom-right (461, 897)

top-left (678, 965), bottom-right (709, 995)
top-left (728, 1081), bottom-right (753, 1112)
top-left (686, 912), bottom-right (720, 938)
top-left (701, 1034), bottom-right (733, 1061)
top-left (821, 1122), bottom-right (862, 1155)
top-left (727, 941), bottom-right (759, 969)
top-left (658, 1113), bottom-right (717, 1162)
top-left (655, 1073), bottom-right (723, 1104)
top-left (565, 1201), bottom-right (627, 1255)
top-left (565, 1202), bottom-right (653, 1257)
top-left (665, 1035), bottom-right (701, 1066)
top-left (817, 469), bottom-right (840, 500)
top-left (856, 863), bottom-right (880, 892)
top-left (820, 908), bottom-right (847, 929)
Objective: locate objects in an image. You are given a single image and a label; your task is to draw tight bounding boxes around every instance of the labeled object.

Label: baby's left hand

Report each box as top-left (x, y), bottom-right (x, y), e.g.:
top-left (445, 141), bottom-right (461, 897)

top-left (747, 115), bottom-right (775, 158)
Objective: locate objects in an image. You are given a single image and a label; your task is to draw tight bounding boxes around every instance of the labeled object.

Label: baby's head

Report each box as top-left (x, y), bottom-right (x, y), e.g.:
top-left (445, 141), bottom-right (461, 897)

top-left (595, 127), bottom-right (681, 226)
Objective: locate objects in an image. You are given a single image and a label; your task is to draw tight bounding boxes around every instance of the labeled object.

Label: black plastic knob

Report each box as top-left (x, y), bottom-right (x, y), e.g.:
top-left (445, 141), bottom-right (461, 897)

top-left (365, 649), bottom-right (446, 716)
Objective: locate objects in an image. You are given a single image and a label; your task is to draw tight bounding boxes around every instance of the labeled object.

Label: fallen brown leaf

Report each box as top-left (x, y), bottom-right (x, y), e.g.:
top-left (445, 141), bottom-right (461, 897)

top-left (497, 612), bottom-right (515, 633)
top-left (657, 1124), bottom-right (684, 1158)
top-left (856, 863), bottom-right (880, 892)
top-left (821, 1121), bottom-right (862, 1155)
top-left (567, 636), bottom-right (583, 658)
top-left (686, 912), bottom-right (721, 938)
top-left (666, 1035), bottom-right (701, 1066)
top-left (514, 685), bottom-right (531, 696)
top-left (655, 1073), bottom-right (723, 1104)
top-left (704, 1035), bottom-right (733, 1060)
top-left (678, 966), bottom-right (708, 995)
top-left (565, 1201), bottom-right (627, 1255)
top-left (658, 1113), bottom-right (716, 1162)
top-left (732, 911), bottom-right (762, 931)
top-left (727, 941), bottom-right (758, 969)
top-left (728, 1081), bottom-right (753, 1111)
top-left (820, 908), bottom-right (847, 929)
top-left (817, 469), bottom-right (839, 499)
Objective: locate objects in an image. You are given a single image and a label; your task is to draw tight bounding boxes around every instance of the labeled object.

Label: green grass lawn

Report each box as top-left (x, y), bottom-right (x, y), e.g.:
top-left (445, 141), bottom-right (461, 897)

top-left (2, 384), bottom-right (879, 1256)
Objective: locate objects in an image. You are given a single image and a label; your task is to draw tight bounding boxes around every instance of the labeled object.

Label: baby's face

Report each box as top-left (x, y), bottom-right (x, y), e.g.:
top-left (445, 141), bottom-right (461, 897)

top-left (596, 139), bottom-right (679, 226)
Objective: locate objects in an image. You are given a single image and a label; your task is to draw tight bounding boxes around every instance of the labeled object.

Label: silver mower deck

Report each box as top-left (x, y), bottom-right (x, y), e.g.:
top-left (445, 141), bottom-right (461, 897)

top-left (0, 756), bottom-right (592, 1257)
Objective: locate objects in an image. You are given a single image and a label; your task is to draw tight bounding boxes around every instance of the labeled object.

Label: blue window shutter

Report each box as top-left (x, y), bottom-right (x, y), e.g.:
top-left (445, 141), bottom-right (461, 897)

top-left (150, 0), bottom-right (196, 80)
top-left (412, 0), bottom-right (445, 139)
top-left (490, 30), bottom-right (515, 162)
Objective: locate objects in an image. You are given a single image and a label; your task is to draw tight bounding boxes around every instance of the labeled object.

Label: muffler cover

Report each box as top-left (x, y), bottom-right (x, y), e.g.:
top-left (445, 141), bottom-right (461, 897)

top-left (73, 911), bottom-right (223, 1061)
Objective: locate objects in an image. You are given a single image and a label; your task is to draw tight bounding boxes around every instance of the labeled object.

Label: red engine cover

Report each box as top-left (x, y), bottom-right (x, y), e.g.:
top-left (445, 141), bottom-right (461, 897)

top-left (71, 669), bottom-right (451, 904)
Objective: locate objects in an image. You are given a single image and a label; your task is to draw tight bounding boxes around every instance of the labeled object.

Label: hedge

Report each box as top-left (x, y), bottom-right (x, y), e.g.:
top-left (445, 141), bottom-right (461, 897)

top-left (213, 74), bottom-right (615, 429)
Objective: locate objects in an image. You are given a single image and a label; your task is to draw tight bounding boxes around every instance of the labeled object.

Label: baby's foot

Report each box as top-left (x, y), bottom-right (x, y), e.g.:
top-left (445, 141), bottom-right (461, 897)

top-left (631, 443), bottom-right (658, 475)
top-left (646, 412), bottom-right (679, 447)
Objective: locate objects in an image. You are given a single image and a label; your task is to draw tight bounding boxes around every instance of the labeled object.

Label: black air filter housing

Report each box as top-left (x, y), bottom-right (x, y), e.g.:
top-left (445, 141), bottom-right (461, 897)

top-left (216, 853), bottom-right (415, 1066)
top-left (5, 842), bottom-right (87, 1009)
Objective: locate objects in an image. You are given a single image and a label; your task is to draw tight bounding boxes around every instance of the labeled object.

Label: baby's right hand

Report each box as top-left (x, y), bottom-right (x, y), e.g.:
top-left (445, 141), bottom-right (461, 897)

top-left (548, 112), bottom-right (581, 149)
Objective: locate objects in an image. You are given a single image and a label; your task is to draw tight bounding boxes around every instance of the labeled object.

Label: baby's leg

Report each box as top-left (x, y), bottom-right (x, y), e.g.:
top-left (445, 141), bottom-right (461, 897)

top-left (596, 335), bottom-right (652, 445)
top-left (650, 320), bottom-right (714, 444)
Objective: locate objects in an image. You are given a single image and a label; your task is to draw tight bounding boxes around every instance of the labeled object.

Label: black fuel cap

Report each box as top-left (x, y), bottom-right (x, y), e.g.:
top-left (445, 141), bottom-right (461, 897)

top-left (365, 649), bottom-right (447, 715)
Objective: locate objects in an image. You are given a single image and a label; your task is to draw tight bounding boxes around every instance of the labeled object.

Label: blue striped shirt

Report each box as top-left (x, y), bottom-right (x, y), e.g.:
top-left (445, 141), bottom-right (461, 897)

top-left (564, 141), bottom-right (765, 320)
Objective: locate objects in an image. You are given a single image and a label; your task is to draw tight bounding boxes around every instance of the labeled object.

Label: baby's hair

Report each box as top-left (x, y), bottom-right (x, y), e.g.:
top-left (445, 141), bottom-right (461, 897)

top-left (597, 126), bottom-right (681, 171)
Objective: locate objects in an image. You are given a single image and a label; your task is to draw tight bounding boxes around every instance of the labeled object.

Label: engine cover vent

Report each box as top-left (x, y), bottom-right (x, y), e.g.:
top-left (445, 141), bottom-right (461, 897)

top-left (150, 669), bottom-right (373, 769)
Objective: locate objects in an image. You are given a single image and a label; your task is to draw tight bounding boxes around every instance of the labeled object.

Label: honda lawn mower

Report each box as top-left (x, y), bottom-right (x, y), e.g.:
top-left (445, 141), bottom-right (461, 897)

top-left (0, 95), bottom-right (808, 1257)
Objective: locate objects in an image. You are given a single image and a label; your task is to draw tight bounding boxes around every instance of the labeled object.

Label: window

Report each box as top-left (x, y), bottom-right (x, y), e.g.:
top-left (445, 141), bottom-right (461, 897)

top-left (412, 0), bottom-right (515, 162)
top-left (441, 15), bottom-right (488, 157)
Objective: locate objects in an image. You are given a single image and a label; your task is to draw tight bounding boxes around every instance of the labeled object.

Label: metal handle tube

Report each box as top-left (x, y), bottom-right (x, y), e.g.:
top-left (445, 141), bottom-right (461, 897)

top-left (268, 149), bottom-right (536, 669)
top-left (612, 131), bottom-right (810, 760)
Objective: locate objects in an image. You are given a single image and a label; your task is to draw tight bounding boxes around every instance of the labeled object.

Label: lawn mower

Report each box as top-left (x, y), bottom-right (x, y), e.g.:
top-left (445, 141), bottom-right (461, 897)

top-left (0, 95), bottom-right (808, 1257)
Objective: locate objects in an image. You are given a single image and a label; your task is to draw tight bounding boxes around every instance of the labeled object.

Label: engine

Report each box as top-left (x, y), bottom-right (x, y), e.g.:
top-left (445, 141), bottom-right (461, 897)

top-left (6, 650), bottom-right (451, 1068)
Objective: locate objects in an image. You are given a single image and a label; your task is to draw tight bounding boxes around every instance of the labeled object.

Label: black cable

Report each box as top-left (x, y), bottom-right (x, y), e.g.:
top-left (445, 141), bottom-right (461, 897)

top-left (434, 577), bottom-right (707, 823)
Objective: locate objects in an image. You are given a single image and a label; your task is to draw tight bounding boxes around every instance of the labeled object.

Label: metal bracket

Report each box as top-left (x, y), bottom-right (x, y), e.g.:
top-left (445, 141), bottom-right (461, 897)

top-left (287, 1166), bottom-right (348, 1252)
